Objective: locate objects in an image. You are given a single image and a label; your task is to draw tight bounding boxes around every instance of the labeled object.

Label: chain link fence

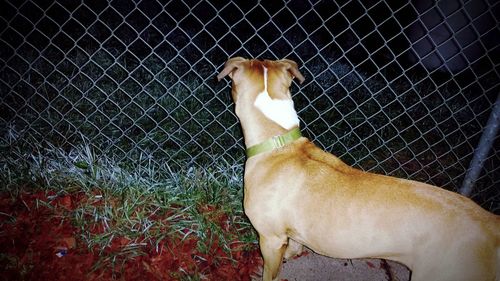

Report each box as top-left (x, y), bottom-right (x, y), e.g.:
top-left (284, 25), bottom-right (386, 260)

top-left (1, 0), bottom-right (498, 212)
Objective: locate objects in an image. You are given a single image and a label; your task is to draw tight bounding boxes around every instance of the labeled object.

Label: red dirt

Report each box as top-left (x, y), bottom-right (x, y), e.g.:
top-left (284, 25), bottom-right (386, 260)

top-left (0, 190), bottom-right (262, 281)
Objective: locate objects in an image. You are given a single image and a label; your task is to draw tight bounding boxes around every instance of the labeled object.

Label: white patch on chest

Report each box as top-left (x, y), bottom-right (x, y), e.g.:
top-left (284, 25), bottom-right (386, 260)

top-left (254, 67), bottom-right (300, 130)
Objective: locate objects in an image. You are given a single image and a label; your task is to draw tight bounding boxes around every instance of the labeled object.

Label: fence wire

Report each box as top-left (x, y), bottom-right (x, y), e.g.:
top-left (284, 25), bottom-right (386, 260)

top-left (0, 0), bottom-right (498, 212)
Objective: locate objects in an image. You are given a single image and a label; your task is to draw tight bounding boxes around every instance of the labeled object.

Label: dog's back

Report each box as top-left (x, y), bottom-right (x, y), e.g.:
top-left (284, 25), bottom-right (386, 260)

top-left (302, 139), bottom-right (500, 281)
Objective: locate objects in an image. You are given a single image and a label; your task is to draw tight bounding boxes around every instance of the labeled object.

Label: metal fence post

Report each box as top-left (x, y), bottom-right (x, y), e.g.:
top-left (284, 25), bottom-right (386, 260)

top-left (460, 93), bottom-right (500, 197)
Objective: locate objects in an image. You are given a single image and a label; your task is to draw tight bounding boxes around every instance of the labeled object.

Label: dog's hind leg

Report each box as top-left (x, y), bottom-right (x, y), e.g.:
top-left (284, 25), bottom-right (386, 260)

top-left (259, 235), bottom-right (287, 281)
top-left (283, 238), bottom-right (304, 259)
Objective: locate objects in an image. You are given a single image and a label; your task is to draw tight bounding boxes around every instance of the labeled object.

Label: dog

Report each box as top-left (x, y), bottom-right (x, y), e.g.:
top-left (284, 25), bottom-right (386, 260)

top-left (217, 57), bottom-right (500, 281)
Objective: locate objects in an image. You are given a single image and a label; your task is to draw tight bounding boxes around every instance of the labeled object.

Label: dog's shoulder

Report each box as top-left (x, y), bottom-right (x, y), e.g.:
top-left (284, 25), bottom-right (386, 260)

top-left (296, 139), bottom-right (357, 175)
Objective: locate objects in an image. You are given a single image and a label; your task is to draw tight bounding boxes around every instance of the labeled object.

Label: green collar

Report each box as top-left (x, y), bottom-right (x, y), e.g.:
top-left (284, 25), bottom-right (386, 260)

top-left (246, 127), bottom-right (302, 158)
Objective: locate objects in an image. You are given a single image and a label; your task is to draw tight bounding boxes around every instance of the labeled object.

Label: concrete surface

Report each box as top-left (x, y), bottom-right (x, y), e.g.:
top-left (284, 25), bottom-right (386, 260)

top-left (254, 249), bottom-right (411, 281)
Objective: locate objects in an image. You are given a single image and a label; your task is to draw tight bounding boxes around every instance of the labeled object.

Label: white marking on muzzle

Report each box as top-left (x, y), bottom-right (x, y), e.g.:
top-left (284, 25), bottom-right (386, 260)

top-left (254, 66), bottom-right (300, 130)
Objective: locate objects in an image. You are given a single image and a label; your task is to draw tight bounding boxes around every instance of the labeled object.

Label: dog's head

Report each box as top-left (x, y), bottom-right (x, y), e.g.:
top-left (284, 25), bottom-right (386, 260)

top-left (217, 57), bottom-right (304, 101)
top-left (217, 57), bottom-right (305, 131)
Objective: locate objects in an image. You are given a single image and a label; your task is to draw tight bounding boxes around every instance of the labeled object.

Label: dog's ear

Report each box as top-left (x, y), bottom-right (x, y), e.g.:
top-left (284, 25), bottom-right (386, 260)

top-left (217, 57), bottom-right (247, 81)
top-left (280, 59), bottom-right (305, 84)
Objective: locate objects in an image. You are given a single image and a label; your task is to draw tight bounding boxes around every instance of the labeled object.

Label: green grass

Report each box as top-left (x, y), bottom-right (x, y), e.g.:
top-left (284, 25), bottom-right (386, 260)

top-left (0, 139), bottom-right (258, 276)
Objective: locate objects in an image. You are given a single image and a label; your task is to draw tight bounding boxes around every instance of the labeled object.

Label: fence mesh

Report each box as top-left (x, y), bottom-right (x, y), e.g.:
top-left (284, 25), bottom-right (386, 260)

top-left (1, 0), bottom-right (499, 212)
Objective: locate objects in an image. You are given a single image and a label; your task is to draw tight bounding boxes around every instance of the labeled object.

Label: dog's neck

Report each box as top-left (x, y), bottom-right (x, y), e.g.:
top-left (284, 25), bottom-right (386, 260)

top-left (235, 65), bottom-right (300, 149)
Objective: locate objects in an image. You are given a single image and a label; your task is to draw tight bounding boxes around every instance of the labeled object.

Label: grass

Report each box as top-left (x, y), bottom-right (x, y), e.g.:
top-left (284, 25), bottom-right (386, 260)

top-left (0, 139), bottom-right (258, 279)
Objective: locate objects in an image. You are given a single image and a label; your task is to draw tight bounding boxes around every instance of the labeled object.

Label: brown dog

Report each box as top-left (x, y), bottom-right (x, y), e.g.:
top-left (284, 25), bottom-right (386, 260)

top-left (217, 57), bottom-right (500, 281)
